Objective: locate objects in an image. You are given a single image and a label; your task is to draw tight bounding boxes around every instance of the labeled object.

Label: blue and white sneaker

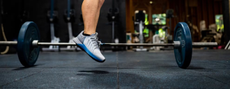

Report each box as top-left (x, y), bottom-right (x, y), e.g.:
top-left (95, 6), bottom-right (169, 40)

top-left (73, 31), bottom-right (105, 62)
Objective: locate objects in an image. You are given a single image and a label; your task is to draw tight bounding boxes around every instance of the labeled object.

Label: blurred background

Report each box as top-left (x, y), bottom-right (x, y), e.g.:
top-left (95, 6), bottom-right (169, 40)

top-left (0, 0), bottom-right (229, 52)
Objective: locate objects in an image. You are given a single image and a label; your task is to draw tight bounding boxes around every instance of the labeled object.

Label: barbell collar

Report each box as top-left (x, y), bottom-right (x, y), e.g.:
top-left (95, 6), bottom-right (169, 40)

top-left (32, 40), bottom-right (39, 47)
top-left (174, 41), bottom-right (181, 48)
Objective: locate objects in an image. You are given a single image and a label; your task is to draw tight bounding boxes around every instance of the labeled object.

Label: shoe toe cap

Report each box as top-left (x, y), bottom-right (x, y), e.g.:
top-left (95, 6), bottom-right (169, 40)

top-left (94, 49), bottom-right (105, 62)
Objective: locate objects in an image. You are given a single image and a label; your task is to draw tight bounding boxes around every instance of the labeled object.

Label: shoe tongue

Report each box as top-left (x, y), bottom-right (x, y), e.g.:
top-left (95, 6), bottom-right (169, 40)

top-left (90, 32), bottom-right (98, 37)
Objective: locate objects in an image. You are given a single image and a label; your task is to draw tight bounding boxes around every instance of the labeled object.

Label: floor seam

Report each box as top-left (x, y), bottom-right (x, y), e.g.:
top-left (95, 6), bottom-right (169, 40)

top-left (190, 70), bottom-right (229, 85)
top-left (0, 70), bottom-right (43, 88)
top-left (202, 74), bottom-right (229, 85)
top-left (116, 52), bottom-right (120, 89)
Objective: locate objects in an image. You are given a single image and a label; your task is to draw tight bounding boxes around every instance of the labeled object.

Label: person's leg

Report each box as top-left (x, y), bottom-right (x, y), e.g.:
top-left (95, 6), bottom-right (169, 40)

top-left (73, 0), bottom-right (105, 62)
top-left (82, 0), bottom-right (104, 35)
top-left (94, 0), bottom-right (104, 30)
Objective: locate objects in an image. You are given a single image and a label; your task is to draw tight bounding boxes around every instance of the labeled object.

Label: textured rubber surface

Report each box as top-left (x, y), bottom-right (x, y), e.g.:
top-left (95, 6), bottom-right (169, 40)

top-left (0, 50), bottom-right (230, 88)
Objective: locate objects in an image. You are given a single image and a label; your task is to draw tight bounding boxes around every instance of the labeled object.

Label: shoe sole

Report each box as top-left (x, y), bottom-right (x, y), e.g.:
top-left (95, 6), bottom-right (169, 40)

top-left (73, 38), bottom-right (105, 63)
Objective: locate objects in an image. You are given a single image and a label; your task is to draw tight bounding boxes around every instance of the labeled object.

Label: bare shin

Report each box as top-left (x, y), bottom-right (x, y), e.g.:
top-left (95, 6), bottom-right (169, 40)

top-left (82, 0), bottom-right (104, 35)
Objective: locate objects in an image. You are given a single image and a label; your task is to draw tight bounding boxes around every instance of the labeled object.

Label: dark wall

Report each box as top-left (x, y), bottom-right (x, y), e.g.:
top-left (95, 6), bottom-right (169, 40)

top-left (222, 0), bottom-right (230, 44)
top-left (1, 0), bottom-right (22, 41)
top-left (1, 0), bottom-right (126, 43)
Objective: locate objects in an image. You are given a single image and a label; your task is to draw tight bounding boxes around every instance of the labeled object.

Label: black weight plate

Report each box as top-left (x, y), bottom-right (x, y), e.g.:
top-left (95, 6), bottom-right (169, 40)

top-left (173, 22), bottom-right (192, 69)
top-left (17, 21), bottom-right (40, 67)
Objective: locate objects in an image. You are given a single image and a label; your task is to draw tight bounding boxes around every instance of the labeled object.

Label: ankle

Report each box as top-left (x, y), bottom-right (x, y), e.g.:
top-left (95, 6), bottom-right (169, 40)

top-left (82, 32), bottom-right (91, 36)
top-left (83, 30), bottom-right (96, 35)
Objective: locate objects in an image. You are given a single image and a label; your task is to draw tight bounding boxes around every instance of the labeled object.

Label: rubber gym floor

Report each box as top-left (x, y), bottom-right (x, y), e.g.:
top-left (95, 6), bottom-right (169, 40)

top-left (0, 50), bottom-right (230, 89)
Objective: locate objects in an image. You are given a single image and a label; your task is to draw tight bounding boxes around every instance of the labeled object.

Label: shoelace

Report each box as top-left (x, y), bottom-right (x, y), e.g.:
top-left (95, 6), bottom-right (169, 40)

top-left (90, 36), bottom-right (101, 49)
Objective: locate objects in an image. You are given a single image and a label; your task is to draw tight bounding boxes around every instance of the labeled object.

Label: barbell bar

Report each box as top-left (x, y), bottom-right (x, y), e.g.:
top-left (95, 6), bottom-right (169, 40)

top-left (0, 21), bottom-right (219, 69)
top-left (0, 41), bottom-right (218, 47)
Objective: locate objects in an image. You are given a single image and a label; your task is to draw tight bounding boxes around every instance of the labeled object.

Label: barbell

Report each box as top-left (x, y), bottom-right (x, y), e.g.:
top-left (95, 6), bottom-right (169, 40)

top-left (0, 21), bottom-right (218, 68)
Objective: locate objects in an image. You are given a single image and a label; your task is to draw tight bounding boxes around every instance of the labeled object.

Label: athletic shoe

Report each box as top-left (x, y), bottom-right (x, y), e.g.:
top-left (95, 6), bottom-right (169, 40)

top-left (73, 31), bottom-right (105, 62)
